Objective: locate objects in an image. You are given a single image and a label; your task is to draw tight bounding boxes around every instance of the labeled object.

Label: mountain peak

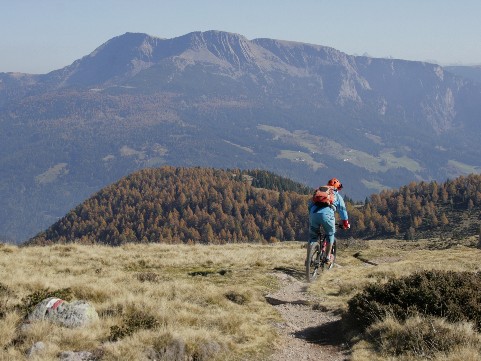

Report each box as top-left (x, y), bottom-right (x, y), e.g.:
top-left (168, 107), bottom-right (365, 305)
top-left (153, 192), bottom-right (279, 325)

top-left (173, 30), bottom-right (259, 68)
top-left (49, 32), bottom-right (166, 87)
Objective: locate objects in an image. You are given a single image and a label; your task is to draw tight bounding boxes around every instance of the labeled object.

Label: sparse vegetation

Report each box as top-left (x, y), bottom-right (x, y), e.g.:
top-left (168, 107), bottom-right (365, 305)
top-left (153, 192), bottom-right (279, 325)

top-left (0, 239), bottom-right (480, 360)
top-left (0, 243), bottom-right (296, 360)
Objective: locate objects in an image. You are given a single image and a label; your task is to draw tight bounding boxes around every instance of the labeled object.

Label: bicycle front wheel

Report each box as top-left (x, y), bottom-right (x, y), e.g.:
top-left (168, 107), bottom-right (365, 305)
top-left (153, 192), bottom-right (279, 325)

top-left (306, 242), bottom-right (321, 282)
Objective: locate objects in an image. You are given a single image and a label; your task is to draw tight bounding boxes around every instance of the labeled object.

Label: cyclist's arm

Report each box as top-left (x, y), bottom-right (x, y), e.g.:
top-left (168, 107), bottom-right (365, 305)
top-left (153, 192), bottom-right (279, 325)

top-left (335, 193), bottom-right (348, 221)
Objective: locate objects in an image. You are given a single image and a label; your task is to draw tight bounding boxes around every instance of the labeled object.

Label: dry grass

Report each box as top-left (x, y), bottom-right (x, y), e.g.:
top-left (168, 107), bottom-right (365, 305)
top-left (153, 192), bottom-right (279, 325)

top-left (306, 238), bottom-right (481, 361)
top-left (0, 239), bottom-right (480, 360)
top-left (364, 315), bottom-right (481, 360)
top-left (0, 242), bottom-right (303, 360)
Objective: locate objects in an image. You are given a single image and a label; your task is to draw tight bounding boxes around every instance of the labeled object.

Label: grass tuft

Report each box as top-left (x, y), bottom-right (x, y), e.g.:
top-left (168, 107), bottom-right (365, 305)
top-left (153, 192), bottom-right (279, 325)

top-left (367, 315), bottom-right (481, 359)
top-left (109, 305), bottom-right (159, 342)
top-left (224, 291), bottom-right (249, 305)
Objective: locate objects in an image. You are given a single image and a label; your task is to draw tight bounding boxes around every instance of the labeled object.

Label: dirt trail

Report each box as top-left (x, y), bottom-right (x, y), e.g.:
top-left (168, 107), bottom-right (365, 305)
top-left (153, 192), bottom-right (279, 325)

top-left (266, 269), bottom-right (349, 361)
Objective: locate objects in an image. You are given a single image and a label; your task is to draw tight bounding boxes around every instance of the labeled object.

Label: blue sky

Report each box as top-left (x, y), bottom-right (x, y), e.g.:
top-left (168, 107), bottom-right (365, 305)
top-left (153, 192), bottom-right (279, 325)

top-left (1, 0), bottom-right (480, 74)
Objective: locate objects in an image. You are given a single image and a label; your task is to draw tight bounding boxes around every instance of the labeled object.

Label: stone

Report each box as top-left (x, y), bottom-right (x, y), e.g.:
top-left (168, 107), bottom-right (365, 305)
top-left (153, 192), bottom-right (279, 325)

top-left (26, 341), bottom-right (46, 358)
top-left (27, 297), bottom-right (99, 328)
top-left (58, 351), bottom-right (95, 361)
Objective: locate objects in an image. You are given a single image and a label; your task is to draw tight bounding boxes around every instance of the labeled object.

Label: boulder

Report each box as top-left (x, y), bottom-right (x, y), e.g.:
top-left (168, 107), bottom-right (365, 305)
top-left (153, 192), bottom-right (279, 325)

top-left (58, 351), bottom-right (95, 361)
top-left (26, 341), bottom-right (46, 358)
top-left (28, 297), bottom-right (99, 328)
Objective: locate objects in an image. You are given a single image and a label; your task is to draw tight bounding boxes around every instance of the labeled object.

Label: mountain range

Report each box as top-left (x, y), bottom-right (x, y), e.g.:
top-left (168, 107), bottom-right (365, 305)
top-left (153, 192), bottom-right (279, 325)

top-left (1, 30), bottom-right (480, 242)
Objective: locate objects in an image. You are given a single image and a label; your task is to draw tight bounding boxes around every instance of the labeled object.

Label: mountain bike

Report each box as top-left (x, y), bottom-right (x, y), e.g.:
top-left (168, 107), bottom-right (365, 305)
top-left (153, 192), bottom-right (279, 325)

top-left (306, 225), bottom-right (343, 282)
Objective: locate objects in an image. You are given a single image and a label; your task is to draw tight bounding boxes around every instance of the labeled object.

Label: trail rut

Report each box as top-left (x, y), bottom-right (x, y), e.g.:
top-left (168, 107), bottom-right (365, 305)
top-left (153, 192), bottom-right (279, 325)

top-left (266, 269), bottom-right (349, 361)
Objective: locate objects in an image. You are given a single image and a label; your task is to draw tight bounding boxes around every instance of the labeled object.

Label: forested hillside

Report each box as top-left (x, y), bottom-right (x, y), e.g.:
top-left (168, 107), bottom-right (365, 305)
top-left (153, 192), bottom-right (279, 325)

top-left (26, 167), bottom-right (481, 246)
top-left (351, 174), bottom-right (481, 240)
top-left (27, 167), bottom-right (312, 245)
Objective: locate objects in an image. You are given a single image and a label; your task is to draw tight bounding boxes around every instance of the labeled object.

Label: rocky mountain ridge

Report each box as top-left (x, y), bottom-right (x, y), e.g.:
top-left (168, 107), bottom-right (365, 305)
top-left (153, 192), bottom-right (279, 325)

top-left (0, 30), bottom-right (480, 242)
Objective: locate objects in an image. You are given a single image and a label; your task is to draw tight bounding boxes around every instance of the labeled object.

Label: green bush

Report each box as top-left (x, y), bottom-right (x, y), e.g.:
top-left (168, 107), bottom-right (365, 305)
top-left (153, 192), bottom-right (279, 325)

top-left (346, 270), bottom-right (481, 331)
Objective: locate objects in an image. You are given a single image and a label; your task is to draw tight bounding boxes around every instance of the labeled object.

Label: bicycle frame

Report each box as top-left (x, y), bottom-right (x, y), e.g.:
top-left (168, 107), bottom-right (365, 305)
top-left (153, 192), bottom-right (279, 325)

top-left (305, 230), bottom-right (337, 282)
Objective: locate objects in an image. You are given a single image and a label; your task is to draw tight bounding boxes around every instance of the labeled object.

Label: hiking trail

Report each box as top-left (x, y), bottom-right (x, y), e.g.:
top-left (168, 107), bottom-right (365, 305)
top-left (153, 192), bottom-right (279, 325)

top-left (266, 269), bottom-right (349, 361)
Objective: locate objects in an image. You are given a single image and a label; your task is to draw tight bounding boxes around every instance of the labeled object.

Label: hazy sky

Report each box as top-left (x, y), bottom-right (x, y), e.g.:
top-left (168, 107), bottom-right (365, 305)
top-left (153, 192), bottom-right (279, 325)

top-left (1, 0), bottom-right (480, 74)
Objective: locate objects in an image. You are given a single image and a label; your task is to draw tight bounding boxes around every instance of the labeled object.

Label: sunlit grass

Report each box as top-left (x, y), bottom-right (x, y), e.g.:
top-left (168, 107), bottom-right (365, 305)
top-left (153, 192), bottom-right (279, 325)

top-left (0, 242), bottom-right (303, 360)
top-left (0, 239), bottom-right (479, 360)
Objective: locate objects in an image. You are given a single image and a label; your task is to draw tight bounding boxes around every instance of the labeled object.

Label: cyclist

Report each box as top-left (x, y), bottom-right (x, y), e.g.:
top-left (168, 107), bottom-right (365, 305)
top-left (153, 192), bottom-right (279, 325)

top-left (308, 178), bottom-right (350, 265)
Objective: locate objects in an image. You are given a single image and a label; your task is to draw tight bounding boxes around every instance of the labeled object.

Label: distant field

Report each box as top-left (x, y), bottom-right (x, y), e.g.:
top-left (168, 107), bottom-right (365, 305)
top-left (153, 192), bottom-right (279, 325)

top-left (276, 150), bottom-right (325, 170)
top-left (361, 179), bottom-right (391, 193)
top-left (258, 124), bottom-right (422, 174)
top-left (447, 160), bottom-right (481, 176)
top-left (0, 239), bottom-right (479, 360)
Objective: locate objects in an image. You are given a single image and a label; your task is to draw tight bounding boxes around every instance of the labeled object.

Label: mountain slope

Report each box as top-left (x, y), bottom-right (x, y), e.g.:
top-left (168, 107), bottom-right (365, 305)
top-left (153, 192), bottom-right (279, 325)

top-left (1, 30), bottom-right (481, 242)
top-left (445, 65), bottom-right (481, 84)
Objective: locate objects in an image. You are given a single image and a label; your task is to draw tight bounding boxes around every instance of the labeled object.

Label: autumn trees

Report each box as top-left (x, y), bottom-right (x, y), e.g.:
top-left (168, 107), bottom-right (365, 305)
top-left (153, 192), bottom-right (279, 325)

top-left (27, 167), bottom-right (311, 246)
top-left (26, 168), bottom-right (481, 246)
top-left (350, 174), bottom-right (481, 239)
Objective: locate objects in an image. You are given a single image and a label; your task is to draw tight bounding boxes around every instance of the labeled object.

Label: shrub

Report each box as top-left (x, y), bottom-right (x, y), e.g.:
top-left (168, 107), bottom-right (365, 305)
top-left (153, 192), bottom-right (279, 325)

top-left (346, 270), bottom-right (481, 331)
top-left (147, 333), bottom-right (187, 361)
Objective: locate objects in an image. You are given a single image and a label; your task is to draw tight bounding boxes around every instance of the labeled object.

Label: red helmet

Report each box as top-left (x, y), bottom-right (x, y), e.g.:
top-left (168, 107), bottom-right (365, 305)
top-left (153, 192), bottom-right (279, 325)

top-left (327, 178), bottom-right (343, 190)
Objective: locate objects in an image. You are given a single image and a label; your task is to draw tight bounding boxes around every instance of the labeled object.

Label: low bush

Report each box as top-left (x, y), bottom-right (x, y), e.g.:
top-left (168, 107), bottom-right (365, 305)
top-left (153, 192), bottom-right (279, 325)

top-left (346, 270), bottom-right (481, 331)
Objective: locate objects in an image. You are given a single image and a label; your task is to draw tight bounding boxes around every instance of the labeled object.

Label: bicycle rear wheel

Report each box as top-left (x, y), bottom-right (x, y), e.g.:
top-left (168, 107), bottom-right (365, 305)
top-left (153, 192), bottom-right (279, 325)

top-left (306, 242), bottom-right (321, 282)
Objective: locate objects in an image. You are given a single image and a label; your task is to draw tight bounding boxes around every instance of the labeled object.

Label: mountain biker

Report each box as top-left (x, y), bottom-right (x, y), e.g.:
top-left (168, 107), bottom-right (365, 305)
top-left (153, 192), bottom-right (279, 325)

top-left (308, 178), bottom-right (350, 265)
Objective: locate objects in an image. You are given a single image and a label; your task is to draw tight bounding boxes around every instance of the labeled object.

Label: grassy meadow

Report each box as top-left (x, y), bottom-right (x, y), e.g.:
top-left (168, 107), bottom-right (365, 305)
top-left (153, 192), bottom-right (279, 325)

top-left (0, 237), bottom-right (480, 360)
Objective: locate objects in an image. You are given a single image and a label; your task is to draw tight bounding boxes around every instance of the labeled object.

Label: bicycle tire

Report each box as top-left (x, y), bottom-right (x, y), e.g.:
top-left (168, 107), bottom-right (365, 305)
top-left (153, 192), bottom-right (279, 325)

top-left (306, 241), bottom-right (321, 282)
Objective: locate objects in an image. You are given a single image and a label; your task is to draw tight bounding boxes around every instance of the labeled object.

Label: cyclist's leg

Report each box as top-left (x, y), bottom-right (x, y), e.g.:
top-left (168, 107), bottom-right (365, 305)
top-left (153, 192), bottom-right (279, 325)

top-left (306, 212), bottom-right (322, 267)
top-left (308, 212), bottom-right (322, 243)
top-left (319, 213), bottom-right (335, 260)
